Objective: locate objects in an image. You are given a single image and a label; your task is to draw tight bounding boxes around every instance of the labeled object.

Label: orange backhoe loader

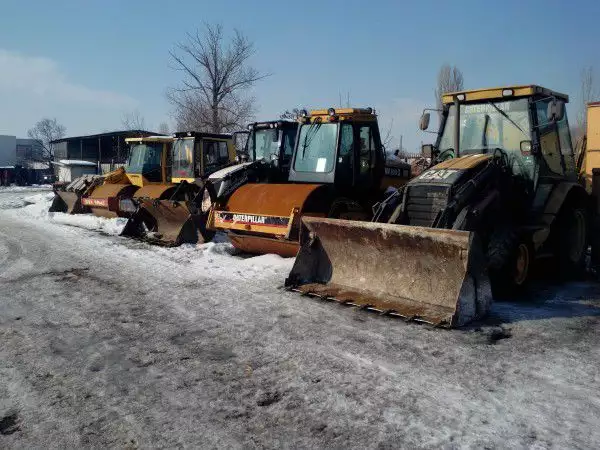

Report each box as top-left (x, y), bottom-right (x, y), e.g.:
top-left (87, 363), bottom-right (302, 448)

top-left (207, 108), bottom-right (412, 257)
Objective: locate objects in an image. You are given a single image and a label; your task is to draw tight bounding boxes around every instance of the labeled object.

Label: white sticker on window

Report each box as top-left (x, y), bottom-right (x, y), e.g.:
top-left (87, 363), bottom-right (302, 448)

top-left (316, 158), bottom-right (327, 172)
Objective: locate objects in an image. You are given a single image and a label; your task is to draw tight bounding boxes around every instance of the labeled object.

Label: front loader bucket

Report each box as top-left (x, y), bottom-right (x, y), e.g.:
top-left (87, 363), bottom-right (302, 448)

top-left (51, 191), bottom-right (87, 214)
top-left (285, 217), bottom-right (492, 327)
top-left (84, 183), bottom-right (138, 218)
top-left (125, 199), bottom-right (199, 246)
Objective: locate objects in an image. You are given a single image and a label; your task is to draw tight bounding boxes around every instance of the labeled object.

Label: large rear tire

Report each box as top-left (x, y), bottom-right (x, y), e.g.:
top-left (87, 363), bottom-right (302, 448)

top-left (487, 228), bottom-right (531, 299)
top-left (554, 204), bottom-right (588, 278)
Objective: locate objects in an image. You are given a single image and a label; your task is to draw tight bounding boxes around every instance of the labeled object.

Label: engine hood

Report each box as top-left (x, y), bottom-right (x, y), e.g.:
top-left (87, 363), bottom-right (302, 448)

top-left (208, 161), bottom-right (255, 181)
top-left (409, 154), bottom-right (493, 186)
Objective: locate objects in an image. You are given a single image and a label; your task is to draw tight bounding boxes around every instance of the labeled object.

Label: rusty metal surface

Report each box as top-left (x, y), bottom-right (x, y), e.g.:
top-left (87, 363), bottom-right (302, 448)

top-left (222, 183), bottom-right (323, 216)
top-left (133, 184), bottom-right (175, 200)
top-left (285, 217), bottom-right (492, 327)
top-left (135, 199), bottom-right (198, 246)
top-left (229, 234), bottom-right (299, 258)
top-left (86, 183), bottom-right (139, 218)
top-left (55, 191), bottom-right (87, 214)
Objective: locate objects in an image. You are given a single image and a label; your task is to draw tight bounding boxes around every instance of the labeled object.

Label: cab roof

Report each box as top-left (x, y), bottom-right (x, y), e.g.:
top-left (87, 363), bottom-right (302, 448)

top-left (125, 135), bottom-right (175, 144)
top-left (306, 107), bottom-right (377, 123)
top-left (173, 131), bottom-right (232, 140)
top-left (442, 85), bottom-right (569, 104)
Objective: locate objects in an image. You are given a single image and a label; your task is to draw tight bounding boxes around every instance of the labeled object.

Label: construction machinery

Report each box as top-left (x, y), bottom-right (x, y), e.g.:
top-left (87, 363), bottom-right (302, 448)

top-left (49, 135), bottom-right (173, 217)
top-left (207, 108), bottom-right (412, 257)
top-left (122, 122), bottom-right (300, 246)
top-left (120, 131), bottom-right (237, 245)
top-left (287, 86), bottom-right (592, 327)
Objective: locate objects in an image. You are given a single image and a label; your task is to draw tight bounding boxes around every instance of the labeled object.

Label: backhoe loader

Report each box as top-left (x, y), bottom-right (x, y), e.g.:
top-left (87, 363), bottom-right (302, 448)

top-left (49, 135), bottom-right (174, 218)
top-left (121, 122), bottom-right (299, 246)
top-left (286, 86), bottom-right (592, 327)
top-left (207, 108), bottom-right (412, 257)
top-left (120, 131), bottom-right (236, 245)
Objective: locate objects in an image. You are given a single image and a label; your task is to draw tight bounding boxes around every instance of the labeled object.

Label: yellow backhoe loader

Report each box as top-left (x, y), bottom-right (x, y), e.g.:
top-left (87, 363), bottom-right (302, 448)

top-left (287, 86), bottom-right (593, 327)
top-left (120, 131), bottom-right (236, 245)
top-left (121, 122), bottom-right (301, 246)
top-left (49, 135), bottom-right (174, 217)
top-left (207, 108), bottom-right (412, 257)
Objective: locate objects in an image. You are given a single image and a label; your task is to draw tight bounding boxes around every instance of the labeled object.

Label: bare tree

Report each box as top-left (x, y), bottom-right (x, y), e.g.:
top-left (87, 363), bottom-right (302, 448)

top-left (121, 110), bottom-right (146, 131)
top-left (157, 122), bottom-right (170, 135)
top-left (434, 64), bottom-right (464, 111)
top-left (27, 118), bottom-right (66, 168)
top-left (381, 118), bottom-right (395, 148)
top-left (167, 23), bottom-right (268, 133)
top-left (279, 108), bottom-right (304, 120)
top-left (576, 66), bottom-right (599, 135)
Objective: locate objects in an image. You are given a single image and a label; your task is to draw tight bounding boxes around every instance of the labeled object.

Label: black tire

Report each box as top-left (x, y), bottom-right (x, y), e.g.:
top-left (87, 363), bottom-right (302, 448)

top-left (487, 228), bottom-right (531, 299)
top-left (554, 204), bottom-right (588, 278)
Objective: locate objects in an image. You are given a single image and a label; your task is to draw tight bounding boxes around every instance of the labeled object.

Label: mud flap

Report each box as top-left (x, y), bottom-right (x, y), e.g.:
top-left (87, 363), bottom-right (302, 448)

top-left (285, 217), bottom-right (492, 327)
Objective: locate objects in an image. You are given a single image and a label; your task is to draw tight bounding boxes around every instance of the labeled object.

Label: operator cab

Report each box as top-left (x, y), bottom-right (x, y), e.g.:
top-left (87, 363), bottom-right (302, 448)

top-left (245, 120), bottom-right (298, 181)
top-left (171, 131), bottom-right (235, 183)
top-left (125, 136), bottom-right (174, 183)
top-left (420, 85), bottom-right (573, 192)
top-left (288, 108), bottom-right (385, 194)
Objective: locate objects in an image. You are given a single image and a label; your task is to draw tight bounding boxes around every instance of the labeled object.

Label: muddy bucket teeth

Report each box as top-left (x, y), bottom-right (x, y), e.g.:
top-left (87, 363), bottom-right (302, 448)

top-left (286, 217), bottom-right (492, 327)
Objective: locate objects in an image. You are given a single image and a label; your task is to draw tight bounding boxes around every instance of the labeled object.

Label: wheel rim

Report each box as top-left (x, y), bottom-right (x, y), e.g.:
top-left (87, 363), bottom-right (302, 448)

top-left (568, 210), bottom-right (587, 263)
top-left (514, 243), bottom-right (530, 285)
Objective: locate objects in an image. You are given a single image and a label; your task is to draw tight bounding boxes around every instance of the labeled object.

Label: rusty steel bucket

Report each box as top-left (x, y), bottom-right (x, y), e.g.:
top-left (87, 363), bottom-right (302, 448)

top-left (209, 183), bottom-right (324, 256)
top-left (50, 190), bottom-right (88, 214)
top-left (121, 199), bottom-right (204, 246)
top-left (82, 183), bottom-right (139, 218)
top-left (285, 217), bottom-right (492, 327)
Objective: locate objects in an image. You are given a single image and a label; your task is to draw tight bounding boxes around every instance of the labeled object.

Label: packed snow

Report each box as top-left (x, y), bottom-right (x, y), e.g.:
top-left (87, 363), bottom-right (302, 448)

top-left (1, 186), bottom-right (600, 448)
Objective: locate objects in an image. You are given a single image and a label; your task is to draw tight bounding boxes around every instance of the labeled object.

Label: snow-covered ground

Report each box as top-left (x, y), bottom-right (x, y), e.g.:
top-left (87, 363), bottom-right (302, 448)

top-left (1, 187), bottom-right (600, 448)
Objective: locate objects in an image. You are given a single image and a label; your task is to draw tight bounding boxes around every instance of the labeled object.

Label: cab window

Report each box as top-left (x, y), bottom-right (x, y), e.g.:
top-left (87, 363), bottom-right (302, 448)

top-left (359, 125), bottom-right (374, 174)
top-left (203, 139), bottom-right (230, 175)
top-left (535, 99), bottom-right (564, 176)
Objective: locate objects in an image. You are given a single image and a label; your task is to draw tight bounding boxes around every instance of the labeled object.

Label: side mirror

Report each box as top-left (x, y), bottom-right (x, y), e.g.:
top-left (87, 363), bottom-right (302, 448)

top-left (547, 99), bottom-right (565, 123)
top-left (394, 149), bottom-right (399, 157)
top-left (520, 140), bottom-right (533, 155)
top-left (421, 144), bottom-right (434, 158)
top-left (419, 112), bottom-right (431, 131)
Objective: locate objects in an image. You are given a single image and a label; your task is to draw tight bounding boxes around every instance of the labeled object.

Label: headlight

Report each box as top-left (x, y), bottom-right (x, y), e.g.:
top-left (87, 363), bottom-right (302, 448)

top-left (201, 188), bottom-right (212, 212)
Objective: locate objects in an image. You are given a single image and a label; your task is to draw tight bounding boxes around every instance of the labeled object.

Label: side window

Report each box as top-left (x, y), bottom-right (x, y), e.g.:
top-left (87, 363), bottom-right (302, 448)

top-left (557, 114), bottom-right (575, 174)
top-left (203, 140), bottom-right (231, 175)
top-left (218, 141), bottom-right (229, 159)
top-left (535, 99), bottom-right (563, 176)
top-left (283, 130), bottom-right (294, 158)
top-left (359, 125), bottom-right (372, 174)
top-left (339, 123), bottom-right (354, 157)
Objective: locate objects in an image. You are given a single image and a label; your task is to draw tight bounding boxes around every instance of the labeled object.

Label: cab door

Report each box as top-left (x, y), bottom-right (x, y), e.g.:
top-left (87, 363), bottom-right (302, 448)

top-left (356, 122), bottom-right (384, 191)
top-left (534, 98), bottom-right (565, 179)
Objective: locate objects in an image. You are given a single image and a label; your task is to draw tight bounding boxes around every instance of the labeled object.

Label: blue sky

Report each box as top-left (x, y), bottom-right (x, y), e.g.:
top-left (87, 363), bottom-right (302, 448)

top-left (0, 0), bottom-right (597, 151)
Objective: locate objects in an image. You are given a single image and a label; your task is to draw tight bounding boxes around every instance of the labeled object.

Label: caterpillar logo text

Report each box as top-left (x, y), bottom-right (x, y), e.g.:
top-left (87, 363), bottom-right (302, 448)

top-left (233, 214), bottom-right (266, 224)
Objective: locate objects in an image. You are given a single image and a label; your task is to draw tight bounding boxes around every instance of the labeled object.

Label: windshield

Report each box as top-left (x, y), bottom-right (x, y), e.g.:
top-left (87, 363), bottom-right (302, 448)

top-left (293, 122), bottom-right (338, 173)
top-left (248, 128), bottom-right (280, 161)
top-left (438, 98), bottom-right (534, 179)
top-left (172, 138), bottom-right (194, 178)
top-left (126, 143), bottom-right (163, 181)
